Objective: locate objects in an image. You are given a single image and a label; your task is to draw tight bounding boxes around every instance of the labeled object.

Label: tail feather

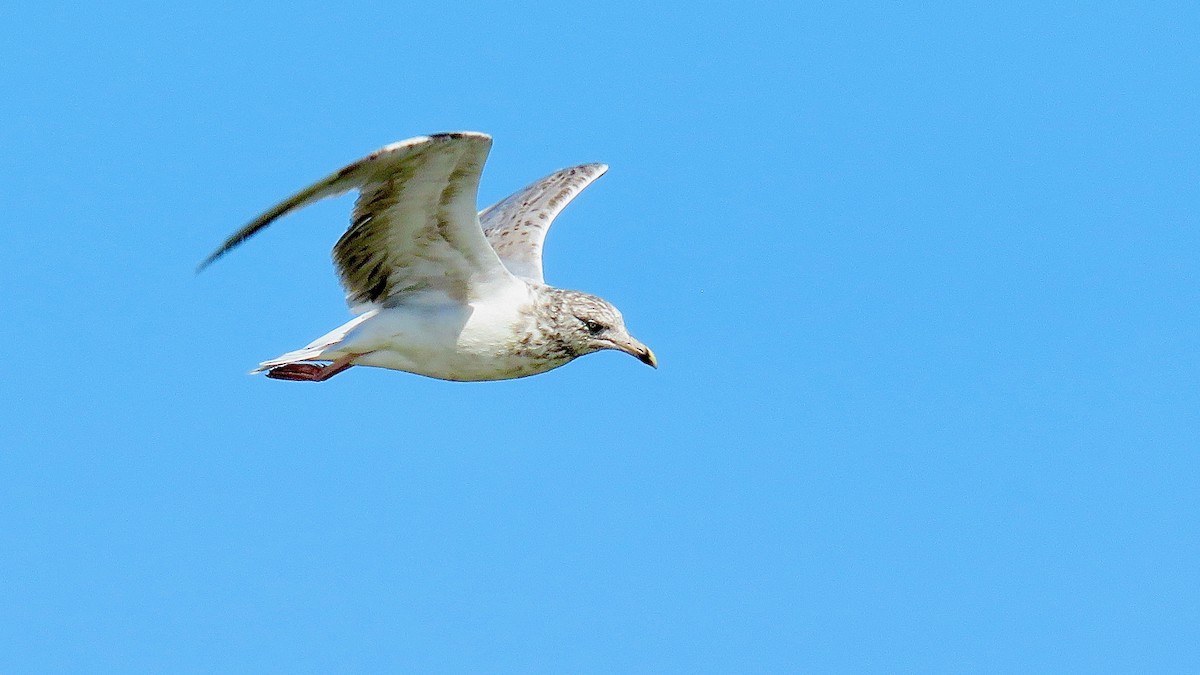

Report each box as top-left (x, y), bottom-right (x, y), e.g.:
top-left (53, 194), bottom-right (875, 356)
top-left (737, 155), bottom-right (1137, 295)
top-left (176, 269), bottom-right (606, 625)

top-left (251, 309), bottom-right (378, 375)
top-left (251, 346), bottom-right (328, 374)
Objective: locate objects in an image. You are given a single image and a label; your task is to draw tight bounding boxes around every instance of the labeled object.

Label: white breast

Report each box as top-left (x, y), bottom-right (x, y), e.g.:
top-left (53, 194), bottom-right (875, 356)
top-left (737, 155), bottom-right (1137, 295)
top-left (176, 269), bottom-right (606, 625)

top-left (341, 284), bottom-right (557, 381)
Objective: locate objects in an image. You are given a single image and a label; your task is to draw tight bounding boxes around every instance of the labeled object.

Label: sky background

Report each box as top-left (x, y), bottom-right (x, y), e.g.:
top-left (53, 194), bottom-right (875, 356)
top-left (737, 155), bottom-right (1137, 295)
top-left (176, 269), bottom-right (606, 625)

top-left (1, 1), bottom-right (1197, 672)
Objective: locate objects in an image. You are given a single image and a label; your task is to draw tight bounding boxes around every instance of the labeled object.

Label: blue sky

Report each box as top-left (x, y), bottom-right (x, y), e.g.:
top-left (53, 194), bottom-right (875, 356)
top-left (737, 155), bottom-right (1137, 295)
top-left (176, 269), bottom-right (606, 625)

top-left (1, 1), bottom-right (1197, 671)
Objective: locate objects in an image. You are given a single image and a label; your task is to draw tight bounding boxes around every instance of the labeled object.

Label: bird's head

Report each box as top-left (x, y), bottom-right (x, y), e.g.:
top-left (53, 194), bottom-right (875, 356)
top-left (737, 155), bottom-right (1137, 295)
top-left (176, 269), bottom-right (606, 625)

top-left (550, 290), bottom-right (657, 368)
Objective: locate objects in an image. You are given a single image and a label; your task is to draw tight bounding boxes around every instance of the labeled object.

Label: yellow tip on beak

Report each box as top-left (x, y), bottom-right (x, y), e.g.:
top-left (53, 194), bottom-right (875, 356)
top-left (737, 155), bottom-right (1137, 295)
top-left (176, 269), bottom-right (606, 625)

top-left (640, 346), bottom-right (658, 369)
top-left (614, 336), bottom-right (657, 369)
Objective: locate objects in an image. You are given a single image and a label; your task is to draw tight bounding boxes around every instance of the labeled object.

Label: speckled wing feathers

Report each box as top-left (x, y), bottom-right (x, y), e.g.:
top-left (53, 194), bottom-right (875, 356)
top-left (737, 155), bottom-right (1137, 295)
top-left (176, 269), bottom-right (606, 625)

top-left (198, 133), bottom-right (516, 307)
top-left (479, 163), bottom-right (607, 282)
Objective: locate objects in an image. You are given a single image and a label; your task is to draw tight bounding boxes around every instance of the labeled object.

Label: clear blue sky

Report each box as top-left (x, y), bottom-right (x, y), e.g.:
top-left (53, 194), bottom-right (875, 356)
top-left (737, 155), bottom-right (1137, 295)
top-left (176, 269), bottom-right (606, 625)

top-left (2, 2), bottom-right (1197, 672)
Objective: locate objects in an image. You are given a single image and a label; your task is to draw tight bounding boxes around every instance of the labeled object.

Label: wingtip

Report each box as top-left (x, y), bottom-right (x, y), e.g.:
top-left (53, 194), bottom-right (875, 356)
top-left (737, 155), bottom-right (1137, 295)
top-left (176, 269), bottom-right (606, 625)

top-left (429, 131), bottom-right (492, 143)
top-left (376, 132), bottom-right (492, 157)
top-left (195, 249), bottom-right (223, 274)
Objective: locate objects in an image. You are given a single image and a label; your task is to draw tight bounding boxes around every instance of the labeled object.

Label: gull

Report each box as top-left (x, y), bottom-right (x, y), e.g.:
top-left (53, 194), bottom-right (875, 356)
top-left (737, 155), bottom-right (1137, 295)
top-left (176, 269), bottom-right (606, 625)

top-left (199, 132), bottom-right (656, 382)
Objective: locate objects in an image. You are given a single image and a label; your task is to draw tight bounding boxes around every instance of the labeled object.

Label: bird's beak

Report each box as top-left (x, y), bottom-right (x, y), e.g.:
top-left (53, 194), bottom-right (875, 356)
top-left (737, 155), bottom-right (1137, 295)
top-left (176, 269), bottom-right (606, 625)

top-left (614, 336), bottom-right (658, 368)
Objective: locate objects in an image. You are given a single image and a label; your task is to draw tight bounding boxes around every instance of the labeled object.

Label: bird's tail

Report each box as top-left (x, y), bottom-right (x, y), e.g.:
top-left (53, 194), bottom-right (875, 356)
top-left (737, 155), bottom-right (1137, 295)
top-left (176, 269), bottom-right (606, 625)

top-left (250, 309), bottom-right (378, 374)
top-left (251, 346), bottom-right (330, 374)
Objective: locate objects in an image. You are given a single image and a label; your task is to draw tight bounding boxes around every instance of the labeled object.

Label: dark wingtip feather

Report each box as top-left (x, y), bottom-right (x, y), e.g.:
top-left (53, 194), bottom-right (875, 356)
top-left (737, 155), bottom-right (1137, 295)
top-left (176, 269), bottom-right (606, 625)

top-left (195, 248), bottom-right (224, 274)
top-left (194, 201), bottom-right (294, 274)
top-left (195, 229), bottom-right (250, 273)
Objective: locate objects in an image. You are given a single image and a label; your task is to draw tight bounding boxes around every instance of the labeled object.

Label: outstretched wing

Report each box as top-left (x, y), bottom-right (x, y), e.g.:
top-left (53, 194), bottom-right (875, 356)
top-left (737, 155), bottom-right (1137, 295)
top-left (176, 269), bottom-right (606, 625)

top-left (199, 132), bottom-right (518, 307)
top-left (479, 163), bottom-right (607, 283)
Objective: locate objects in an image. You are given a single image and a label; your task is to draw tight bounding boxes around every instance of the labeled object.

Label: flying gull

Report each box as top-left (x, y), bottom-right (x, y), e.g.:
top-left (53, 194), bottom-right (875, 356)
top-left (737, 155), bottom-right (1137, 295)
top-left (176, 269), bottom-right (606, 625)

top-left (199, 132), bottom-right (656, 382)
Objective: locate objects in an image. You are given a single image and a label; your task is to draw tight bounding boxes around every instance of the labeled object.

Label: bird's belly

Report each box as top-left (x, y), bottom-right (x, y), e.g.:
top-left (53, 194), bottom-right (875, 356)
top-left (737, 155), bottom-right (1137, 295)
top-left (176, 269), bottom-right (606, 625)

top-left (355, 343), bottom-right (567, 381)
top-left (343, 301), bottom-right (569, 381)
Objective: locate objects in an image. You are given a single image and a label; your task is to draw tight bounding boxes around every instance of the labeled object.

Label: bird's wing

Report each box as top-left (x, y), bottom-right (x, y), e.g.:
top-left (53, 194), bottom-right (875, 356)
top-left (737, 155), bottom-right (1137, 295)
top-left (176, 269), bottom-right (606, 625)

top-left (199, 132), bottom-right (519, 307)
top-left (479, 163), bottom-right (607, 283)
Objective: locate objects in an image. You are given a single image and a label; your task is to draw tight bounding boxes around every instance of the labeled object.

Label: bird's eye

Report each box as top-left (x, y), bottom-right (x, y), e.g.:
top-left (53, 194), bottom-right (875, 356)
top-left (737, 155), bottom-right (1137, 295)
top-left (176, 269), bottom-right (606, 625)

top-left (583, 319), bottom-right (605, 335)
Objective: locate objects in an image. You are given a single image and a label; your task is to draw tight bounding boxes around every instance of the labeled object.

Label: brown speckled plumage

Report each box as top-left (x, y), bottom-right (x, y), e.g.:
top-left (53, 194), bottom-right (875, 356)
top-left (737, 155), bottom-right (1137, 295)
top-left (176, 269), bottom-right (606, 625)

top-left (200, 132), bottom-right (655, 382)
top-left (480, 163), bottom-right (608, 282)
top-left (509, 285), bottom-right (628, 365)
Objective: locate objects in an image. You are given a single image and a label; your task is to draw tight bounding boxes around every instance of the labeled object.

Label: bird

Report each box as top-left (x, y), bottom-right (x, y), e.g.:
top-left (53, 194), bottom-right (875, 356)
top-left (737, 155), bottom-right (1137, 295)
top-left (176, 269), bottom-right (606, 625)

top-left (199, 131), bottom-right (656, 383)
